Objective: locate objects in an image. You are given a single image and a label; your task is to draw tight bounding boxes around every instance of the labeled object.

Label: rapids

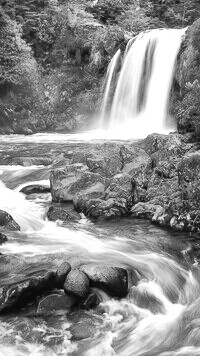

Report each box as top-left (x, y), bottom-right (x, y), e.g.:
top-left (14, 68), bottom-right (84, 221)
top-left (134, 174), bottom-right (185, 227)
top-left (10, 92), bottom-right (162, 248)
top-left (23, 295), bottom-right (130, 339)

top-left (1, 134), bottom-right (200, 356)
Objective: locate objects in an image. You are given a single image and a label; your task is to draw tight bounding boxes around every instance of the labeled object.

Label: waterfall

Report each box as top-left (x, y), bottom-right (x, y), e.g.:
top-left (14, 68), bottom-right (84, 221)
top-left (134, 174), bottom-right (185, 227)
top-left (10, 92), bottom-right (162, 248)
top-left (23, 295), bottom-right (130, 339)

top-left (99, 49), bottom-right (121, 127)
top-left (99, 28), bottom-right (186, 139)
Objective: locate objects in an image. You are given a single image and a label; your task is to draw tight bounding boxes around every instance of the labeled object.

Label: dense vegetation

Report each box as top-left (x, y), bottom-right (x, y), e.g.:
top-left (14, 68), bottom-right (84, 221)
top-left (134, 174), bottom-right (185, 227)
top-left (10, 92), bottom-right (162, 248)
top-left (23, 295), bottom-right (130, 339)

top-left (0, 0), bottom-right (200, 134)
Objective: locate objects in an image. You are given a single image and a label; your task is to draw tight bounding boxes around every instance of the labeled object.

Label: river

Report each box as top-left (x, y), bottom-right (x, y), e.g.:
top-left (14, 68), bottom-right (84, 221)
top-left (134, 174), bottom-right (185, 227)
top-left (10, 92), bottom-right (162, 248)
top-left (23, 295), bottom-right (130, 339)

top-left (0, 133), bottom-right (200, 356)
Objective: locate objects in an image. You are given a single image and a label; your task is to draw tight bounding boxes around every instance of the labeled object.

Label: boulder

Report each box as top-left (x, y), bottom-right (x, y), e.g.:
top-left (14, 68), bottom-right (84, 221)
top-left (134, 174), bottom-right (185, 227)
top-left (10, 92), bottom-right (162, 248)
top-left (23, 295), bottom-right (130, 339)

top-left (0, 233), bottom-right (8, 244)
top-left (64, 269), bottom-right (90, 298)
top-left (83, 197), bottom-right (129, 220)
top-left (79, 264), bottom-right (130, 298)
top-left (37, 293), bottom-right (77, 313)
top-left (72, 143), bottom-right (122, 178)
top-left (20, 184), bottom-right (50, 195)
top-left (0, 210), bottom-right (20, 231)
top-left (0, 271), bottom-right (56, 314)
top-left (55, 262), bottom-right (72, 288)
top-left (105, 173), bottom-right (133, 208)
top-left (131, 202), bottom-right (161, 220)
top-left (121, 145), bottom-right (152, 188)
top-left (47, 205), bottom-right (81, 222)
top-left (50, 164), bottom-right (105, 202)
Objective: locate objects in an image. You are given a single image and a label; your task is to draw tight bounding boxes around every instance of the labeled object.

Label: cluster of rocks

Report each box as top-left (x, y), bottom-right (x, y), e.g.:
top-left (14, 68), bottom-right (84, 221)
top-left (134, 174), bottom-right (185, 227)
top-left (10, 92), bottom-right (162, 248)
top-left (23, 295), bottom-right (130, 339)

top-left (0, 262), bottom-right (132, 315)
top-left (45, 133), bottom-right (200, 235)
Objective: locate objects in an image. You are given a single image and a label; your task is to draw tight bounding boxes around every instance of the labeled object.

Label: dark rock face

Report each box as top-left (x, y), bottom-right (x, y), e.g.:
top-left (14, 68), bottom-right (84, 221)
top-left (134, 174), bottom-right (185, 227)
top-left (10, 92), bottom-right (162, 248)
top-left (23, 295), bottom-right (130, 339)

top-left (0, 271), bottom-right (56, 314)
top-left (174, 20), bottom-right (200, 139)
top-left (0, 210), bottom-right (20, 231)
top-left (37, 293), bottom-right (77, 313)
top-left (80, 292), bottom-right (100, 310)
top-left (55, 262), bottom-right (72, 289)
top-left (20, 185), bottom-right (50, 195)
top-left (47, 205), bottom-right (81, 223)
top-left (0, 233), bottom-right (8, 244)
top-left (79, 264), bottom-right (129, 298)
top-left (64, 269), bottom-right (90, 298)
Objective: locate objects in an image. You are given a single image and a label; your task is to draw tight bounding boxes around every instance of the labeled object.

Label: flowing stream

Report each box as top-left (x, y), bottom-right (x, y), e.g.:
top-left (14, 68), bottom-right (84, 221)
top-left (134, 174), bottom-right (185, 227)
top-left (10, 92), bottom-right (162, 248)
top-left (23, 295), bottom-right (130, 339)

top-left (1, 134), bottom-right (200, 356)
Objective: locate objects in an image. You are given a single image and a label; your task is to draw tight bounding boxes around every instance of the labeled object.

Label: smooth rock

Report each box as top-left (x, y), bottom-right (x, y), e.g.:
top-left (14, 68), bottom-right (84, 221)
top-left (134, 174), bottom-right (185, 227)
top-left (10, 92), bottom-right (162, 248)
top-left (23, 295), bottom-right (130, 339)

top-left (80, 292), bottom-right (100, 310)
top-left (0, 271), bottom-right (56, 314)
top-left (20, 184), bottom-right (50, 195)
top-left (64, 269), bottom-right (90, 298)
top-left (0, 210), bottom-right (20, 231)
top-left (55, 262), bottom-right (72, 288)
top-left (79, 264), bottom-right (129, 298)
top-left (37, 293), bottom-right (77, 313)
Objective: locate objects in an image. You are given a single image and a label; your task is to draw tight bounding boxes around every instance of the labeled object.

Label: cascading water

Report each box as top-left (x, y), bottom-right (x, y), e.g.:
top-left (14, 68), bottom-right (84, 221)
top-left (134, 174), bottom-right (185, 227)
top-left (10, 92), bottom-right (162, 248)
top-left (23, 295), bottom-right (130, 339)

top-left (99, 28), bottom-right (186, 139)
top-left (99, 49), bottom-right (121, 126)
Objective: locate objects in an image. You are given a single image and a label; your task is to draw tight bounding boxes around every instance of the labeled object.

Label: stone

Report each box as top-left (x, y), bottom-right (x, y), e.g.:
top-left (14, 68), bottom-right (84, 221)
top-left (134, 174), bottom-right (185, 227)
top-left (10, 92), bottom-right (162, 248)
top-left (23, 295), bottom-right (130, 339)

top-left (79, 264), bottom-right (129, 298)
top-left (0, 210), bottom-right (20, 231)
top-left (50, 164), bottom-right (105, 202)
top-left (0, 271), bottom-right (56, 314)
top-left (0, 233), bottom-right (8, 244)
top-left (37, 293), bottom-right (77, 313)
top-left (47, 205), bottom-right (81, 222)
top-left (55, 262), bottom-right (72, 288)
top-left (84, 197), bottom-right (128, 220)
top-left (105, 173), bottom-right (133, 208)
top-left (121, 145), bottom-right (152, 188)
top-left (131, 202), bottom-right (162, 220)
top-left (64, 269), bottom-right (90, 298)
top-left (80, 292), bottom-right (100, 310)
top-left (20, 185), bottom-right (50, 195)
top-left (178, 151), bottom-right (200, 210)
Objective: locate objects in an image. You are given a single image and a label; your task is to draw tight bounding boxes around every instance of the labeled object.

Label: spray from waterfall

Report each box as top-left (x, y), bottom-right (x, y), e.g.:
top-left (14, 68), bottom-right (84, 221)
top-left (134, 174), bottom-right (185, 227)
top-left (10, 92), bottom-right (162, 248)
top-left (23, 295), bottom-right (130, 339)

top-left (98, 28), bottom-right (186, 139)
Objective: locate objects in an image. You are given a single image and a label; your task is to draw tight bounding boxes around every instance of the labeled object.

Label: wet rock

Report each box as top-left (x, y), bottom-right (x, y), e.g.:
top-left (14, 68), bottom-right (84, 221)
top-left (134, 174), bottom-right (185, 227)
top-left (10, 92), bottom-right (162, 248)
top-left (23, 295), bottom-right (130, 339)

top-left (69, 311), bottom-right (103, 341)
top-left (20, 184), bottom-right (50, 195)
top-left (55, 262), bottom-right (72, 288)
top-left (79, 264), bottom-right (129, 298)
top-left (146, 176), bottom-right (179, 206)
top-left (50, 164), bottom-right (105, 202)
top-left (0, 210), bottom-right (20, 231)
top-left (0, 271), bottom-right (56, 314)
top-left (47, 204), bottom-right (81, 222)
top-left (0, 233), bottom-right (8, 244)
top-left (131, 202), bottom-right (161, 220)
top-left (37, 293), bottom-right (77, 313)
top-left (64, 269), bottom-right (90, 298)
top-left (121, 145), bottom-right (152, 187)
top-left (80, 292), bottom-right (100, 310)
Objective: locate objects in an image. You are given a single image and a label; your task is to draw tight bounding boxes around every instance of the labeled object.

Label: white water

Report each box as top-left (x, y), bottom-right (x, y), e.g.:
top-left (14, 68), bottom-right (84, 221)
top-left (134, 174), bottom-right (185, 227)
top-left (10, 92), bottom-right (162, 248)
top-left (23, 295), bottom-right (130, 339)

top-left (99, 49), bottom-right (121, 126)
top-left (98, 28), bottom-right (186, 139)
top-left (1, 135), bottom-right (200, 355)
